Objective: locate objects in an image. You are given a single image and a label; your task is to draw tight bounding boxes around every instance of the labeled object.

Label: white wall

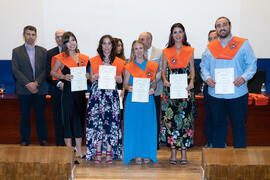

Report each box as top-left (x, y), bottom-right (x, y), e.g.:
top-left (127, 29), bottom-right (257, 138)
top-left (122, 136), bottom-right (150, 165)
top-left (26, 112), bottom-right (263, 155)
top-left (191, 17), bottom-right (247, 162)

top-left (0, 0), bottom-right (269, 59)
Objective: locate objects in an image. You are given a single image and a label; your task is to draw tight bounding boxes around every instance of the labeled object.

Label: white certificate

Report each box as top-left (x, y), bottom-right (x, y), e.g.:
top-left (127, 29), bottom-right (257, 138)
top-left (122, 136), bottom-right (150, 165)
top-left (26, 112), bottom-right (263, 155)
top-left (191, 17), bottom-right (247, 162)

top-left (132, 78), bottom-right (150, 103)
top-left (98, 65), bottom-right (116, 90)
top-left (215, 68), bottom-right (235, 94)
top-left (118, 90), bottom-right (123, 109)
top-left (70, 66), bottom-right (87, 92)
top-left (170, 74), bottom-right (188, 99)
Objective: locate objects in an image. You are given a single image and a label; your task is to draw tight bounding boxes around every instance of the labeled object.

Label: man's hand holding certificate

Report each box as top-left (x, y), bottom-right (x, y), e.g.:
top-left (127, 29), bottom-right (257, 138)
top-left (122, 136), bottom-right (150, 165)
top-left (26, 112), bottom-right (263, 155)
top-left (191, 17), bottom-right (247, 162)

top-left (132, 78), bottom-right (150, 103)
top-left (215, 68), bottom-right (234, 94)
top-left (170, 74), bottom-right (188, 99)
top-left (70, 66), bottom-right (87, 92)
top-left (98, 65), bottom-right (116, 90)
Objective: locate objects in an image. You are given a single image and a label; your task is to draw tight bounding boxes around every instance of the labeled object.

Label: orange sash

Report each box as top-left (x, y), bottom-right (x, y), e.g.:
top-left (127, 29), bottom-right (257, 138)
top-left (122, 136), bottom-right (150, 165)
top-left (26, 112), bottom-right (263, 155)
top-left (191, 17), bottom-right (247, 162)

top-left (53, 52), bottom-right (89, 68)
top-left (125, 60), bottom-right (159, 82)
top-left (90, 56), bottom-right (125, 76)
top-left (52, 52), bottom-right (89, 80)
top-left (207, 36), bottom-right (246, 60)
top-left (51, 55), bottom-right (62, 81)
top-left (163, 46), bottom-right (194, 69)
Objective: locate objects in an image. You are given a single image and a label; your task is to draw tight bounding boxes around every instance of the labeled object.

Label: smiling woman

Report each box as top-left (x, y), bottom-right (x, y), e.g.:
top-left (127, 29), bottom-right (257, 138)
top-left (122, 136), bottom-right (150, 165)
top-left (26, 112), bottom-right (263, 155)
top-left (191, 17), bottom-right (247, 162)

top-left (50, 32), bottom-right (90, 163)
top-left (160, 23), bottom-right (196, 165)
top-left (123, 40), bottom-right (159, 164)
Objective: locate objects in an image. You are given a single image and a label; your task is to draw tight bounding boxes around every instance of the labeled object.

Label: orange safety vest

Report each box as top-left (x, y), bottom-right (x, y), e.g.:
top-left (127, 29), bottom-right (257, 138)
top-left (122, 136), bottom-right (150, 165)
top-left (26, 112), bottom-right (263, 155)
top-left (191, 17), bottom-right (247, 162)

top-left (90, 56), bottom-right (125, 76)
top-left (125, 60), bottom-right (159, 82)
top-left (52, 52), bottom-right (89, 80)
top-left (163, 46), bottom-right (194, 69)
top-left (207, 36), bottom-right (246, 60)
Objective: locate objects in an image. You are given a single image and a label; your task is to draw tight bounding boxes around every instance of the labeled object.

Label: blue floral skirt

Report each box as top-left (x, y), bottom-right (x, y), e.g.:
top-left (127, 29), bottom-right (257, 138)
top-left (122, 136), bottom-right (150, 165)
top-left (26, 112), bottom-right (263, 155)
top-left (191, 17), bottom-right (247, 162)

top-left (85, 82), bottom-right (122, 160)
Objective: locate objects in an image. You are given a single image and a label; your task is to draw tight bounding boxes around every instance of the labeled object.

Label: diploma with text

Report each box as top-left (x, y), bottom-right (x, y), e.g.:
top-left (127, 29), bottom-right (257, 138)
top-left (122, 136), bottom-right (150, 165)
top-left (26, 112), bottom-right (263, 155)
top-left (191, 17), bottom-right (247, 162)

top-left (132, 78), bottom-right (150, 103)
top-left (70, 66), bottom-right (87, 92)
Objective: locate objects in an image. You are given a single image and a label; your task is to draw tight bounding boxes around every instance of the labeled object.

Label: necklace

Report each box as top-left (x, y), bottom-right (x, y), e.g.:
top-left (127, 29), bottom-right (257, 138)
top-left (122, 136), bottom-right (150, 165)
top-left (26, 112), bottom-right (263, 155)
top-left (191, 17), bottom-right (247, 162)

top-left (103, 56), bottom-right (110, 64)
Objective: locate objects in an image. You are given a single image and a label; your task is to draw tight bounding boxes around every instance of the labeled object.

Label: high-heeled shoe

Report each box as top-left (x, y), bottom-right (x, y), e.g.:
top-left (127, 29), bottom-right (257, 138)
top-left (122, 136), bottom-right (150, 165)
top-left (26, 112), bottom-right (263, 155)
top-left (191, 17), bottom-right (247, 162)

top-left (144, 158), bottom-right (151, 164)
top-left (74, 147), bottom-right (86, 159)
top-left (180, 148), bottom-right (188, 165)
top-left (169, 147), bottom-right (177, 165)
top-left (94, 151), bottom-right (102, 164)
top-left (105, 151), bottom-right (113, 164)
top-left (135, 158), bottom-right (142, 164)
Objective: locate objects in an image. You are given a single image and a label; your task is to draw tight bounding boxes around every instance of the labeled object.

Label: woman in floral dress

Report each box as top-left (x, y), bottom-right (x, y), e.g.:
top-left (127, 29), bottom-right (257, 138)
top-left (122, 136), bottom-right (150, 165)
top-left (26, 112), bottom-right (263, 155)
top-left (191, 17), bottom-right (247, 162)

top-left (85, 35), bottom-right (125, 164)
top-left (160, 23), bottom-right (196, 165)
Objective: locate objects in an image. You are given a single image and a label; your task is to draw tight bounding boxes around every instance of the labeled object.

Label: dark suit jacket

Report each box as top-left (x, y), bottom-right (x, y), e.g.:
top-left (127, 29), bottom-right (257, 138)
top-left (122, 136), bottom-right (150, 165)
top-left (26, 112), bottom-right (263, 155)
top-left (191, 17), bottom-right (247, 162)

top-left (12, 44), bottom-right (47, 95)
top-left (46, 46), bottom-right (61, 94)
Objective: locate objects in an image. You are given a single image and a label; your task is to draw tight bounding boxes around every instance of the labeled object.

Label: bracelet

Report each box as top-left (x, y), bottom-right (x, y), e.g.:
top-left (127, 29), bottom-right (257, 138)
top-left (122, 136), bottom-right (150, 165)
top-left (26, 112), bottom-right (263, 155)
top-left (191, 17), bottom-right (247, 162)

top-left (56, 81), bottom-right (62, 88)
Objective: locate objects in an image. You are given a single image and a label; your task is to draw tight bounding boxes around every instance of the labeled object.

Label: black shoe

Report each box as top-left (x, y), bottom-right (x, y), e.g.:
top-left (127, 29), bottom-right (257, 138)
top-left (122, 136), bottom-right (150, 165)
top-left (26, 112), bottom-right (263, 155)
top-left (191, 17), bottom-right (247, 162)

top-left (74, 160), bottom-right (80, 165)
top-left (20, 141), bottom-right (29, 146)
top-left (40, 140), bottom-right (49, 146)
top-left (80, 155), bottom-right (86, 159)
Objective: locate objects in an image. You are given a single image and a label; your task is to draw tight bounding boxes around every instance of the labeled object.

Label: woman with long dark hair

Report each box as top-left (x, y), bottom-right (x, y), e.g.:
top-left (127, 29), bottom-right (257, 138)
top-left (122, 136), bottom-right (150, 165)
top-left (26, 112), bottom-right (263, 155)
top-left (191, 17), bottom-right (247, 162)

top-left (51, 32), bottom-right (89, 161)
top-left (160, 23), bottom-right (196, 165)
top-left (86, 35), bottom-right (125, 164)
top-left (113, 38), bottom-right (126, 61)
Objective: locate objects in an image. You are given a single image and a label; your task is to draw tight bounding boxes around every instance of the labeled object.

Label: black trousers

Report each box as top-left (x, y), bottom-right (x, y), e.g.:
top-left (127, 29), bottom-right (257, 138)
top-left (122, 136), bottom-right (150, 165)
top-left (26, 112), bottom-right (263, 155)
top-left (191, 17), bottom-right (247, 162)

top-left (18, 94), bottom-right (47, 144)
top-left (154, 95), bottom-right (161, 149)
top-left (50, 85), bottom-right (65, 146)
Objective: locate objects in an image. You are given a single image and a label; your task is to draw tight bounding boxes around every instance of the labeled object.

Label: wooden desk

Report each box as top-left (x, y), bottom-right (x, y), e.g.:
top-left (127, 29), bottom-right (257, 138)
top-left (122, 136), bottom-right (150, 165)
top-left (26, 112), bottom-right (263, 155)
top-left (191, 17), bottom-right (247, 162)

top-left (0, 94), bottom-right (270, 146)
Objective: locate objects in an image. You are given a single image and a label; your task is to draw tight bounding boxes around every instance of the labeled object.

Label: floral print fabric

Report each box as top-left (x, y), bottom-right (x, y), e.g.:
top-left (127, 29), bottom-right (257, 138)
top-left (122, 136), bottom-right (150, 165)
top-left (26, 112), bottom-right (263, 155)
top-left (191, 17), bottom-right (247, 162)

top-left (85, 82), bottom-right (122, 160)
top-left (160, 64), bottom-right (196, 148)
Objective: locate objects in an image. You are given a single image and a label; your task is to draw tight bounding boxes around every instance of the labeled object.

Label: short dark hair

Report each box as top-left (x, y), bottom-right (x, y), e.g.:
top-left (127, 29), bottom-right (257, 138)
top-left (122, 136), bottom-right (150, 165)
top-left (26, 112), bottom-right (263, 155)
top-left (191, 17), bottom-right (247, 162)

top-left (215, 16), bottom-right (231, 28)
top-left (208, 30), bottom-right (216, 37)
top-left (23, 25), bottom-right (37, 34)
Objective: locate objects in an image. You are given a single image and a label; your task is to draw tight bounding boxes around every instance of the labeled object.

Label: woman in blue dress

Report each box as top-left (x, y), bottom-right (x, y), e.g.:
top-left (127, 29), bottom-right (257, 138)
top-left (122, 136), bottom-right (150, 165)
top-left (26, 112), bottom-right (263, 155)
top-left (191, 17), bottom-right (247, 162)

top-left (123, 40), bottom-right (159, 164)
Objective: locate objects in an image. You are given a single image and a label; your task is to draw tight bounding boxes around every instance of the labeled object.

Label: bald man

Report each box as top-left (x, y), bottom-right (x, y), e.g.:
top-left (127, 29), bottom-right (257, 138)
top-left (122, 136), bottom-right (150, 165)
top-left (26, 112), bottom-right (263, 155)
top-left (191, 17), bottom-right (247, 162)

top-left (139, 32), bottom-right (162, 149)
top-left (46, 30), bottom-right (65, 146)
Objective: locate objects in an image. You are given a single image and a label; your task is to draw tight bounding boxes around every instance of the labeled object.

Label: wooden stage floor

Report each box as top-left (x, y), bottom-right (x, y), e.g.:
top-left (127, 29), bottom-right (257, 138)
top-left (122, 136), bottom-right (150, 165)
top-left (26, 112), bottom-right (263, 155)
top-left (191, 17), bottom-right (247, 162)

top-left (73, 146), bottom-right (202, 180)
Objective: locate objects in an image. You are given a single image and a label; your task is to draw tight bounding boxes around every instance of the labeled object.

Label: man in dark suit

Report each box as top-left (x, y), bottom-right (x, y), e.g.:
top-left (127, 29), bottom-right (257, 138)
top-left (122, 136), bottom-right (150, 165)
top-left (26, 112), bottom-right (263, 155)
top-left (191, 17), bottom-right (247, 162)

top-left (46, 30), bottom-right (65, 146)
top-left (12, 25), bottom-right (48, 146)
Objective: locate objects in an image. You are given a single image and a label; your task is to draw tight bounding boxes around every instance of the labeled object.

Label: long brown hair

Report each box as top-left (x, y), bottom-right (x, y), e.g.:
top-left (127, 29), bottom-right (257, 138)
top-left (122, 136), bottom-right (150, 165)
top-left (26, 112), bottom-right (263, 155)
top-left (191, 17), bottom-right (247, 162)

top-left (113, 38), bottom-right (126, 60)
